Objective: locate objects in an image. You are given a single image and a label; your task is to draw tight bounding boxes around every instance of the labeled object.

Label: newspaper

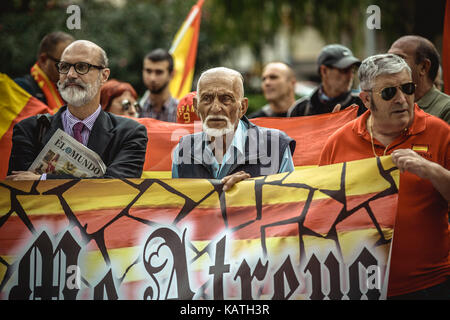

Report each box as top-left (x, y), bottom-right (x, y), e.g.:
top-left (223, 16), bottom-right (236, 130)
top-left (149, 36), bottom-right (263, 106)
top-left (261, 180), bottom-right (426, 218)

top-left (29, 129), bottom-right (106, 178)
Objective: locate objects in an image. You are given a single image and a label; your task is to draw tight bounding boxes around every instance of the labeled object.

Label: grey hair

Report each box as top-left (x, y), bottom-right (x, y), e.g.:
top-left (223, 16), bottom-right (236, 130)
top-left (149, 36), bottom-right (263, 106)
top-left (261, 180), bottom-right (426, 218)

top-left (98, 46), bottom-right (109, 68)
top-left (358, 53), bottom-right (411, 91)
top-left (197, 67), bottom-right (245, 98)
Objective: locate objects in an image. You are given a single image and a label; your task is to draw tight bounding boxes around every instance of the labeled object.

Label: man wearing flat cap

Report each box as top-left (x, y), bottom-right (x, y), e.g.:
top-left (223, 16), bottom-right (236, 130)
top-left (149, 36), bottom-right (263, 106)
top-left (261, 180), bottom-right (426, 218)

top-left (288, 44), bottom-right (366, 117)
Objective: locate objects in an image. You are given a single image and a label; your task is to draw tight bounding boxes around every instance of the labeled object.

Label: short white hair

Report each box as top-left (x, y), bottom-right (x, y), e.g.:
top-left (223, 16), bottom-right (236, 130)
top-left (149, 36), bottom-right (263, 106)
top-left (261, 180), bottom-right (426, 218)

top-left (358, 53), bottom-right (411, 91)
top-left (196, 67), bottom-right (244, 98)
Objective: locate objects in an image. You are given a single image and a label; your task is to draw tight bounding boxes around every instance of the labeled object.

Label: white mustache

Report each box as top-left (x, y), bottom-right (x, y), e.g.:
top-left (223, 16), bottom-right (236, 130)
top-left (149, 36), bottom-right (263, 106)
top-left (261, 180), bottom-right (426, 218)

top-left (202, 115), bottom-right (234, 137)
top-left (204, 115), bottom-right (231, 123)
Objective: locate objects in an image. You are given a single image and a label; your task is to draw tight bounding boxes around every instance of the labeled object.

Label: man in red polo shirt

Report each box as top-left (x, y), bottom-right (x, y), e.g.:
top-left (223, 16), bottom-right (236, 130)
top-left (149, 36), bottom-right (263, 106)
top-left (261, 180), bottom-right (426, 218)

top-left (319, 53), bottom-right (450, 299)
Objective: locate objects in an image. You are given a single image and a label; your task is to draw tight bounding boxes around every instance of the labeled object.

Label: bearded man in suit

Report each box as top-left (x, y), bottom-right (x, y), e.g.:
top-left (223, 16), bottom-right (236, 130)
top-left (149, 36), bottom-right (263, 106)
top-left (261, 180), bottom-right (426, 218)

top-left (7, 40), bottom-right (148, 180)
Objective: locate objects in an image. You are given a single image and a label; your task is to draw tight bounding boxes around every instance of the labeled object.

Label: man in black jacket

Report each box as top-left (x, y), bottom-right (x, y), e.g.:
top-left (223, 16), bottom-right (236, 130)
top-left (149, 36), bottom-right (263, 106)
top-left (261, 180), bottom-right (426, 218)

top-left (288, 44), bottom-right (366, 117)
top-left (7, 40), bottom-right (148, 180)
top-left (172, 67), bottom-right (295, 191)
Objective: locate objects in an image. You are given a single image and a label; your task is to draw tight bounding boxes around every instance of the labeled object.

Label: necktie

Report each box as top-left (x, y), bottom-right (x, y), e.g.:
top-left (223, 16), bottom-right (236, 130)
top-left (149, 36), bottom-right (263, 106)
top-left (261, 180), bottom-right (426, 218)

top-left (73, 122), bottom-right (85, 144)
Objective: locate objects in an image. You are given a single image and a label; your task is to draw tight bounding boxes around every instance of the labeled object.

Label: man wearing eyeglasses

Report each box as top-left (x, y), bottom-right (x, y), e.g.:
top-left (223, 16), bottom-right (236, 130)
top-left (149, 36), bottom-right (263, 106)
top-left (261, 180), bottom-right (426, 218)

top-left (7, 40), bottom-right (148, 180)
top-left (14, 31), bottom-right (75, 111)
top-left (288, 44), bottom-right (366, 117)
top-left (318, 53), bottom-right (450, 299)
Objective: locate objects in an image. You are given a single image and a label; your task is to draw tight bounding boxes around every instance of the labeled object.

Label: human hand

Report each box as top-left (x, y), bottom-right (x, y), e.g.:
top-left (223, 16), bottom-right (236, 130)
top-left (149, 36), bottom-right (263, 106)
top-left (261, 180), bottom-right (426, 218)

top-left (332, 104), bottom-right (342, 113)
top-left (221, 171), bottom-right (251, 192)
top-left (5, 171), bottom-right (42, 181)
top-left (391, 149), bottom-right (432, 179)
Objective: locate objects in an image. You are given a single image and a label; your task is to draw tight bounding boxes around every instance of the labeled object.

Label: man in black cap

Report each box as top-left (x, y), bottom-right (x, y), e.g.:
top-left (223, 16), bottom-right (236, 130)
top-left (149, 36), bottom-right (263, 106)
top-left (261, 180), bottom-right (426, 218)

top-left (288, 44), bottom-right (366, 117)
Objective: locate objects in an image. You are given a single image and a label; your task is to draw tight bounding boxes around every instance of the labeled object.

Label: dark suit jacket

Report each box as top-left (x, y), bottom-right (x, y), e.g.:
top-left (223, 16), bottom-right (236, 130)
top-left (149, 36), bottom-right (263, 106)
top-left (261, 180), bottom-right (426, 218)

top-left (8, 106), bottom-right (148, 179)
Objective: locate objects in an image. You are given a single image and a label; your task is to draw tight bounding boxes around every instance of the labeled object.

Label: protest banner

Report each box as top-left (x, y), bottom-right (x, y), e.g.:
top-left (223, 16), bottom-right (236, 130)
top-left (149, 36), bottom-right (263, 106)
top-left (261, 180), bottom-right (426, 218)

top-left (0, 156), bottom-right (398, 300)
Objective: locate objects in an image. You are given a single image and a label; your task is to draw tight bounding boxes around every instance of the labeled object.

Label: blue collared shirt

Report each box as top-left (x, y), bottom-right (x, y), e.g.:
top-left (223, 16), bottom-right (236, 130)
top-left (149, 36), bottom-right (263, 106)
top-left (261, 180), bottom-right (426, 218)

top-left (172, 119), bottom-right (294, 179)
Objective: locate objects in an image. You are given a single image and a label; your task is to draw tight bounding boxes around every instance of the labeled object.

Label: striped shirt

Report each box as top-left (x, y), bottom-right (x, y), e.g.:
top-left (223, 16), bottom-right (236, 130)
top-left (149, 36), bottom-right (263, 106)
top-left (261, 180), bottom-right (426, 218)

top-left (172, 119), bottom-right (294, 179)
top-left (139, 90), bottom-right (178, 122)
top-left (62, 105), bottom-right (102, 146)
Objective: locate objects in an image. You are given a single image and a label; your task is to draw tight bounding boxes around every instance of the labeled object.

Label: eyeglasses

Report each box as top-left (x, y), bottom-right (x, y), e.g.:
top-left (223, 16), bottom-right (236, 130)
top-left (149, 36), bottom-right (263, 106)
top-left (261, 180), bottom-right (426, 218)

top-left (370, 82), bottom-right (416, 101)
top-left (121, 99), bottom-right (142, 113)
top-left (55, 61), bottom-right (105, 75)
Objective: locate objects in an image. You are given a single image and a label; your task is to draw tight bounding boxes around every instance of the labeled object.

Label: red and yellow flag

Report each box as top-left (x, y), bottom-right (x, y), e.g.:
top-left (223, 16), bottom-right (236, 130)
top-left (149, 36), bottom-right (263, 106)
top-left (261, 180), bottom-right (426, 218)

top-left (443, 0), bottom-right (450, 94)
top-left (0, 73), bottom-right (54, 178)
top-left (169, 0), bottom-right (204, 100)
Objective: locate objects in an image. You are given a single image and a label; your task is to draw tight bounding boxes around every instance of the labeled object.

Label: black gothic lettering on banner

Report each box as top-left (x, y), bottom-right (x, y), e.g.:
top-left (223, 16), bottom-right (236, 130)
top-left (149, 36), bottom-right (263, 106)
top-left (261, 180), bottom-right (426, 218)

top-left (0, 157), bottom-right (398, 299)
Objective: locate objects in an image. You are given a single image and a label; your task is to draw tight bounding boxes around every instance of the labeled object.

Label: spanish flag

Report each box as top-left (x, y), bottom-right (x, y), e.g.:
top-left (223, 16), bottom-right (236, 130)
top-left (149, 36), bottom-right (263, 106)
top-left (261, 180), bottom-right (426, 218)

top-left (169, 0), bottom-right (204, 100)
top-left (443, 0), bottom-right (450, 94)
top-left (0, 73), bottom-right (54, 179)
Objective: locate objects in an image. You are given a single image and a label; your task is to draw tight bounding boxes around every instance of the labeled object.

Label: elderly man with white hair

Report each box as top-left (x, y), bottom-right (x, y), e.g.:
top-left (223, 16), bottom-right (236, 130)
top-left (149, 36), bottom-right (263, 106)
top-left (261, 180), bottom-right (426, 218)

top-left (319, 53), bottom-right (450, 300)
top-left (7, 40), bottom-right (148, 180)
top-left (172, 67), bottom-right (296, 191)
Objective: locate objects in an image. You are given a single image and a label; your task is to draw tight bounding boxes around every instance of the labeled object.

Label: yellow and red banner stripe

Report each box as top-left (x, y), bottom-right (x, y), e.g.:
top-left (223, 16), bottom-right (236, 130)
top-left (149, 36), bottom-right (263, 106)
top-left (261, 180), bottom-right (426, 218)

top-left (169, 0), bottom-right (204, 100)
top-left (0, 156), bottom-right (399, 300)
top-left (0, 73), bottom-right (54, 178)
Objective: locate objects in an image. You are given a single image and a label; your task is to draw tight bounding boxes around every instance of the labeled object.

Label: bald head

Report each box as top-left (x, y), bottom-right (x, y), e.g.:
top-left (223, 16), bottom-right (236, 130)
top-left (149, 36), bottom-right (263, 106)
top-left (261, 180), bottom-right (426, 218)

top-left (261, 62), bottom-right (296, 111)
top-left (62, 40), bottom-right (109, 68)
top-left (197, 67), bottom-right (245, 99)
top-left (389, 35), bottom-right (440, 82)
top-left (263, 62), bottom-right (295, 80)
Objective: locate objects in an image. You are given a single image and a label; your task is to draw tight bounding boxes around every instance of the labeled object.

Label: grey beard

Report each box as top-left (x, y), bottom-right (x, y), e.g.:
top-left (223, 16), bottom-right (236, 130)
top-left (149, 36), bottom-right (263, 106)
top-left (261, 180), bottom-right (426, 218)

top-left (58, 78), bottom-right (100, 107)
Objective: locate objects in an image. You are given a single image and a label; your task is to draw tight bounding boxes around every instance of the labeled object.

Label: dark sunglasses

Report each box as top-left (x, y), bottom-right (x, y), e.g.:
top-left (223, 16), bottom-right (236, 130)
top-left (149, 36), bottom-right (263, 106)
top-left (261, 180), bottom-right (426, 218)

top-left (121, 99), bottom-right (142, 113)
top-left (55, 61), bottom-right (105, 75)
top-left (372, 82), bottom-right (416, 101)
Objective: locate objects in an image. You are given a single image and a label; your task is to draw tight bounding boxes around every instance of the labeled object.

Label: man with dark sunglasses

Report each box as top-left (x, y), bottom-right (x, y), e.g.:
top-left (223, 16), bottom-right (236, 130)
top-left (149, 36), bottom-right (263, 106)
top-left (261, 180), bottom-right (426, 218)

top-left (318, 53), bottom-right (450, 300)
top-left (14, 31), bottom-right (75, 111)
top-left (388, 35), bottom-right (450, 124)
top-left (7, 40), bottom-right (148, 180)
top-left (288, 44), bottom-right (367, 117)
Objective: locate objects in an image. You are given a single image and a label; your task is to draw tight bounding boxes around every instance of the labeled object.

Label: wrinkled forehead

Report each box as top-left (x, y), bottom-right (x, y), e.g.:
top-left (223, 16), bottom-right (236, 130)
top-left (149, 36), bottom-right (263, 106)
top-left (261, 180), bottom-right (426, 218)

top-left (61, 41), bottom-right (101, 64)
top-left (198, 72), bottom-right (242, 97)
top-left (374, 69), bottom-right (412, 89)
top-left (389, 38), bottom-right (418, 58)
